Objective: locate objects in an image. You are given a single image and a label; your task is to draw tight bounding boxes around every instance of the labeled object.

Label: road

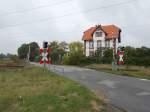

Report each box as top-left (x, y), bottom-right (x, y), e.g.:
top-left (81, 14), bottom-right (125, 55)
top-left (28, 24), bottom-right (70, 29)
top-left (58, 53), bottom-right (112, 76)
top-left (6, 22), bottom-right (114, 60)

top-left (33, 63), bottom-right (150, 112)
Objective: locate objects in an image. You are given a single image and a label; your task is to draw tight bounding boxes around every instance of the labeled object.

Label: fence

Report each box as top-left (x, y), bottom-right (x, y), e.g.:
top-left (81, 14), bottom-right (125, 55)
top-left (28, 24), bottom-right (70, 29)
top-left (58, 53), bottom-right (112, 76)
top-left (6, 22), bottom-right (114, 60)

top-left (47, 64), bottom-right (65, 74)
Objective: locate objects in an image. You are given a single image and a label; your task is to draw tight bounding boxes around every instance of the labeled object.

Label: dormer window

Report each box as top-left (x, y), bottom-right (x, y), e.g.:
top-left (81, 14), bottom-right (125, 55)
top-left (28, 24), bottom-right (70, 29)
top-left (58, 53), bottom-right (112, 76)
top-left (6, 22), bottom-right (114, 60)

top-left (95, 31), bottom-right (102, 37)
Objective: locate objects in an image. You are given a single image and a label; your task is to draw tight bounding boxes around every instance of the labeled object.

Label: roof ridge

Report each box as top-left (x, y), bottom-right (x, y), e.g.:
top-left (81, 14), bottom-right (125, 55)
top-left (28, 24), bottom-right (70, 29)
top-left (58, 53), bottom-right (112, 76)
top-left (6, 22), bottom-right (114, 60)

top-left (82, 24), bottom-right (121, 41)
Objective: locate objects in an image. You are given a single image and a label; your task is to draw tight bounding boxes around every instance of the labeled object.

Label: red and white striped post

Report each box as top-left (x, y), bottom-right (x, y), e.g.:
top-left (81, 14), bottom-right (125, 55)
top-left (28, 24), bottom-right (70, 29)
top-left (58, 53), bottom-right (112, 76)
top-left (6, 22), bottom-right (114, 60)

top-left (39, 47), bottom-right (52, 70)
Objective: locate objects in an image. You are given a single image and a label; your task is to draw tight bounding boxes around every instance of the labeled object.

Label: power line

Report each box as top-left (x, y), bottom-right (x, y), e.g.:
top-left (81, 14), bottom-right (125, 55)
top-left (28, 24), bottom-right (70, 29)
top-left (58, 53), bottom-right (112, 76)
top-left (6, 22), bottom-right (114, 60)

top-left (0, 0), bottom-right (73, 16)
top-left (0, 0), bottom-right (137, 29)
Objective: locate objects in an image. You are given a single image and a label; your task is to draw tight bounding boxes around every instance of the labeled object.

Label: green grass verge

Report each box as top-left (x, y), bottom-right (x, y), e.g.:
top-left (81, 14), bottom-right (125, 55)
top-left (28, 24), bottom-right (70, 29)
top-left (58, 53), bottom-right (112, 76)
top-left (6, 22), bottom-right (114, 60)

top-left (0, 67), bottom-right (107, 112)
top-left (101, 69), bottom-right (150, 80)
top-left (86, 64), bottom-right (150, 80)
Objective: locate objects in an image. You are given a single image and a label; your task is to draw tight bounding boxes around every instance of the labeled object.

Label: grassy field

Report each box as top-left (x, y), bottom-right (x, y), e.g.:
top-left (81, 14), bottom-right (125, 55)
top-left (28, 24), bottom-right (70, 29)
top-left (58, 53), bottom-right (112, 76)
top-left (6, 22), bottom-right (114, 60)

top-left (85, 64), bottom-right (150, 80)
top-left (0, 66), bottom-right (110, 112)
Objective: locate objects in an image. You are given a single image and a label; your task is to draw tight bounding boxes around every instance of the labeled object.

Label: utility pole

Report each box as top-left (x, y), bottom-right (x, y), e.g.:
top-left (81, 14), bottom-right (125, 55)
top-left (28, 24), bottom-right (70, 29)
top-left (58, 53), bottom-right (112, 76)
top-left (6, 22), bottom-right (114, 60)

top-left (112, 38), bottom-right (118, 71)
top-left (27, 45), bottom-right (30, 62)
top-left (113, 39), bottom-right (116, 61)
top-left (43, 41), bottom-right (48, 71)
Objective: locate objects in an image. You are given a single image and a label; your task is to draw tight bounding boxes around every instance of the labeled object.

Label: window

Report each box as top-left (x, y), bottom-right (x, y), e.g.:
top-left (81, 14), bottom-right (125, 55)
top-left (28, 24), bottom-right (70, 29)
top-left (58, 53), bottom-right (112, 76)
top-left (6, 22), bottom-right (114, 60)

top-left (89, 41), bottom-right (94, 49)
top-left (105, 40), bottom-right (110, 47)
top-left (97, 40), bottom-right (101, 48)
top-left (95, 31), bottom-right (102, 37)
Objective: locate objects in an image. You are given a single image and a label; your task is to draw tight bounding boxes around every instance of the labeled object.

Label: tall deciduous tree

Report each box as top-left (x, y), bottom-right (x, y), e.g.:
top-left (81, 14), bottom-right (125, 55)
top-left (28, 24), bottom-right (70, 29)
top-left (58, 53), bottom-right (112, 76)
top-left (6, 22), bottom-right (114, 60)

top-left (49, 41), bottom-right (66, 64)
top-left (18, 44), bottom-right (29, 59)
top-left (18, 42), bottom-right (39, 61)
top-left (63, 42), bottom-right (84, 65)
top-left (29, 42), bottom-right (39, 61)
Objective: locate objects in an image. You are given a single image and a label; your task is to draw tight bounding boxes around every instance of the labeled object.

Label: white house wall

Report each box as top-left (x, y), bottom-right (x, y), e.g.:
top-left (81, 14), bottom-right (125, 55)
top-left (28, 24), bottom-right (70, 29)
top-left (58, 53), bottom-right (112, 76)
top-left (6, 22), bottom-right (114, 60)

top-left (84, 29), bottom-right (119, 57)
top-left (93, 30), bottom-right (105, 41)
top-left (93, 30), bottom-right (105, 49)
top-left (110, 39), bottom-right (114, 48)
top-left (85, 41), bottom-right (89, 56)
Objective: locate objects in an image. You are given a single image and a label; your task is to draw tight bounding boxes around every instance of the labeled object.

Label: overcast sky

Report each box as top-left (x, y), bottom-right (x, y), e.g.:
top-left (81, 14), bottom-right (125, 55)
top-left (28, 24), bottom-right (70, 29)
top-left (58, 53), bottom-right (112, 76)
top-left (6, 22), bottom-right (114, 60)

top-left (0, 0), bottom-right (150, 54)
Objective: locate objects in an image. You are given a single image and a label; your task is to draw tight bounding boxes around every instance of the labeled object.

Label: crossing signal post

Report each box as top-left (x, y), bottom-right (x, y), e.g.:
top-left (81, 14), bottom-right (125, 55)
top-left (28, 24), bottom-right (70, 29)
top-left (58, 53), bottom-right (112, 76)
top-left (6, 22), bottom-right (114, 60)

top-left (116, 46), bottom-right (125, 71)
top-left (40, 41), bottom-right (52, 71)
top-left (117, 47), bottom-right (125, 65)
top-left (112, 46), bottom-right (125, 71)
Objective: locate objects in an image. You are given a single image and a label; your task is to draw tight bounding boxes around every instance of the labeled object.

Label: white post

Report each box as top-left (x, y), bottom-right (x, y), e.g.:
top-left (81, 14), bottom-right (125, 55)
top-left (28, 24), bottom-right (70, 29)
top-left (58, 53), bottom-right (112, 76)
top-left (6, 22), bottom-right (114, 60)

top-left (27, 45), bottom-right (30, 62)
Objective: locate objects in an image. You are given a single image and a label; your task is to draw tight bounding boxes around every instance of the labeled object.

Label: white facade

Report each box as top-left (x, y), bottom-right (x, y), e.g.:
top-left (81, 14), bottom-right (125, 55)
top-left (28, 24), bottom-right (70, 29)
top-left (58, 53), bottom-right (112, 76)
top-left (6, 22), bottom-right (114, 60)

top-left (84, 30), bottom-right (117, 57)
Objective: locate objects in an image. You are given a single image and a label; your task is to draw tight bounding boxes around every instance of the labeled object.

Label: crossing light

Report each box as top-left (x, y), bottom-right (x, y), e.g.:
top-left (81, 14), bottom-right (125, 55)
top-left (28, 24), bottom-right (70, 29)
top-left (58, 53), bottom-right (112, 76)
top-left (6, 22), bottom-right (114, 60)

top-left (43, 41), bottom-right (48, 48)
top-left (118, 46), bottom-right (125, 51)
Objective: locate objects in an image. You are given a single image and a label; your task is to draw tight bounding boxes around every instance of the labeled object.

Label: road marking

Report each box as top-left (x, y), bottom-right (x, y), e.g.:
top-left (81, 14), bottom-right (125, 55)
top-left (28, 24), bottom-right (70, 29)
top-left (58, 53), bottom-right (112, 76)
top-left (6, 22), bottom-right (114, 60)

top-left (140, 79), bottom-right (150, 81)
top-left (98, 80), bottom-right (119, 88)
top-left (136, 92), bottom-right (150, 96)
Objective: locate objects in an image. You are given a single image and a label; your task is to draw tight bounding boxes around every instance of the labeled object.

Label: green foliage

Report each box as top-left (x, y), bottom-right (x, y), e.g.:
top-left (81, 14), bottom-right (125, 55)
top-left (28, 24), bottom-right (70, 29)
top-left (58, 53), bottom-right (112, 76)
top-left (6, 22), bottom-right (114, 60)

top-left (102, 49), bottom-right (113, 64)
top-left (75, 46), bottom-right (150, 66)
top-left (49, 41), bottom-right (66, 64)
top-left (69, 42), bottom-right (83, 54)
top-left (79, 49), bottom-right (113, 65)
top-left (17, 42), bottom-right (39, 61)
top-left (29, 42), bottom-right (39, 61)
top-left (18, 44), bottom-right (29, 59)
top-left (84, 46), bottom-right (150, 66)
top-left (124, 46), bottom-right (150, 66)
top-left (63, 42), bottom-right (85, 65)
top-left (0, 53), bottom-right (7, 59)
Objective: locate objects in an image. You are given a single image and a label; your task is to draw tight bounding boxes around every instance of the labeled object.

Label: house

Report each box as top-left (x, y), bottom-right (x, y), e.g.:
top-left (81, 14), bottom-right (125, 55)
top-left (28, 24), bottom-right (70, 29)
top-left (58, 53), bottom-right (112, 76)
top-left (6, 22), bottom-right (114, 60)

top-left (82, 24), bottom-right (121, 57)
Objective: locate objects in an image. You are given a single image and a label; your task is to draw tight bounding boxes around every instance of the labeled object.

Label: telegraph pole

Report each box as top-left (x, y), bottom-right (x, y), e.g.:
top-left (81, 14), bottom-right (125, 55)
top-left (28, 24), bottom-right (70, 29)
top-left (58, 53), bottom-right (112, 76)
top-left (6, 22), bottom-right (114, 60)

top-left (112, 39), bottom-right (117, 71)
top-left (27, 45), bottom-right (31, 62)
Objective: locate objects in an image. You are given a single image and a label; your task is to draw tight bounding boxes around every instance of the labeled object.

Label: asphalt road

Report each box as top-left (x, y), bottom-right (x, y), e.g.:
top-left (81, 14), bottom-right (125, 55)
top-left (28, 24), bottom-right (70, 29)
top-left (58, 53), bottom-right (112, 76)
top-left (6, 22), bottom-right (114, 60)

top-left (33, 63), bottom-right (150, 112)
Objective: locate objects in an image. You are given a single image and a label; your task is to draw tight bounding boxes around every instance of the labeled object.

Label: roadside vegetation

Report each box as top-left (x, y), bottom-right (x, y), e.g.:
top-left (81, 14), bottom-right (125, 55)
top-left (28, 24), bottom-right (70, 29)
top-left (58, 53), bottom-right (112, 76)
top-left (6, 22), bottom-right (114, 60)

top-left (0, 66), bottom-right (110, 112)
top-left (62, 43), bottom-right (150, 80)
top-left (16, 41), bottom-right (150, 80)
top-left (85, 64), bottom-right (150, 80)
top-left (16, 41), bottom-right (150, 66)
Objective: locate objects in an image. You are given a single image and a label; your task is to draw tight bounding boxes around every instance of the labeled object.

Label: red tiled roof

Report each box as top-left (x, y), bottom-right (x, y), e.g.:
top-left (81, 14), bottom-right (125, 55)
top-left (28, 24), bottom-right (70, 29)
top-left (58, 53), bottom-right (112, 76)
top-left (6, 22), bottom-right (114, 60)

top-left (82, 25), bottom-right (121, 41)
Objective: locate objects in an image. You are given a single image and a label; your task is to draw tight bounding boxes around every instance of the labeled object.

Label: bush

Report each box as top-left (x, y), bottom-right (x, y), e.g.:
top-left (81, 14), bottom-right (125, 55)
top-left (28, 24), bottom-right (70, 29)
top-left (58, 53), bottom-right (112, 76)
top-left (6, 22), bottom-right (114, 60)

top-left (63, 52), bottom-right (85, 65)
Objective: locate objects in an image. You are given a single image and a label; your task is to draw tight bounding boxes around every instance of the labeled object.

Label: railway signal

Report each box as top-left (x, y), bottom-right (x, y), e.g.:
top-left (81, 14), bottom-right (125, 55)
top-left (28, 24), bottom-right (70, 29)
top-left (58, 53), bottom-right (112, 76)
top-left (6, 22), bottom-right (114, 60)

top-left (39, 48), bottom-right (51, 64)
top-left (117, 47), bottom-right (124, 65)
top-left (40, 41), bottom-right (52, 65)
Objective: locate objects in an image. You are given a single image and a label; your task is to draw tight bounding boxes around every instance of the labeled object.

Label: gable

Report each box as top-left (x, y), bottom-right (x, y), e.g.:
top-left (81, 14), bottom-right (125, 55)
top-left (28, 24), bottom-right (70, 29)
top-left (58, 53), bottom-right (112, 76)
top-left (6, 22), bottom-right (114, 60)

top-left (93, 29), bottom-right (105, 38)
top-left (82, 25), bottom-right (121, 41)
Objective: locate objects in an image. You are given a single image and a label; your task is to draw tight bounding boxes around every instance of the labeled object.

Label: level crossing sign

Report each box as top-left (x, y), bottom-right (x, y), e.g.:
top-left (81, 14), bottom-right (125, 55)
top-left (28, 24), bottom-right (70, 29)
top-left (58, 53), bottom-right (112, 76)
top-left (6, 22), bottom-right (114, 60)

top-left (117, 50), bottom-right (124, 65)
top-left (40, 48), bottom-right (52, 64)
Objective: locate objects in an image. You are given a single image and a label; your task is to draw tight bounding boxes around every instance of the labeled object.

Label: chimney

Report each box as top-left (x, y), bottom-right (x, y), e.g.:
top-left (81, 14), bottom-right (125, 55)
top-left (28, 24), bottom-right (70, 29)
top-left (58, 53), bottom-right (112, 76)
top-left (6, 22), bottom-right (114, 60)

top-left (95, 24), bottom-right (101, 27)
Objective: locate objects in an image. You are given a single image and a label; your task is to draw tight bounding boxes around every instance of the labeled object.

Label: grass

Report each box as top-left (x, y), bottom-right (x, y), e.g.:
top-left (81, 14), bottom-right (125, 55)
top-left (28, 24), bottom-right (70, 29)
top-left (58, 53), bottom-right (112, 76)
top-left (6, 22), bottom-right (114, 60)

top-left (85, 64), bottom-right (150, 80)
top-left (0, 66), bottom-right (108, 112)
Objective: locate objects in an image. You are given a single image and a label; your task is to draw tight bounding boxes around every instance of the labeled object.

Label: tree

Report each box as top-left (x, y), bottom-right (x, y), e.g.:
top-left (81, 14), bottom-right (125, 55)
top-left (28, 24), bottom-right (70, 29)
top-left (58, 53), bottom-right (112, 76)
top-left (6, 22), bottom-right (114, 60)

top-left (63, 42), bottom-right (84, 65)
top-left (0, 53), bottom-right (6, 59)
top-left (18, 44), bottom-right (29, 59)
top-left (102, 49), bottom-right (113, 64)
top-left (29, 42), bottom-right (39, 61)
top-left (59, 41), bottom-right (68, 50)
top-left (18, 42), bottom-right (39, 61)
top-left (124, 46), bottom-right (150, 66)
top-left (49, 41), bottom-right (66, 64)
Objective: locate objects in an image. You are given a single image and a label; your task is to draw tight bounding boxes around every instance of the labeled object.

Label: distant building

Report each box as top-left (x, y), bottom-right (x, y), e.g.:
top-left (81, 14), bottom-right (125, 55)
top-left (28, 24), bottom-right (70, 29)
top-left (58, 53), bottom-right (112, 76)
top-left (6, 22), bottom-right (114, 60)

top-left (82, 24), bottom-right (121, 57)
